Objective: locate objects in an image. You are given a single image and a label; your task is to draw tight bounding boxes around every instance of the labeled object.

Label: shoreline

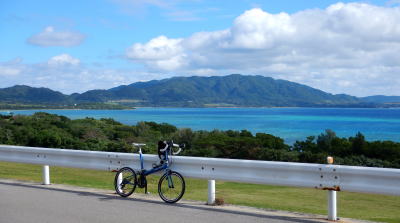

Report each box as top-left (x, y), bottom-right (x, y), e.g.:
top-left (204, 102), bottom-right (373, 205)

top-left (2, 106), bottom-right (399, 111)
top-left (1, 109), bottom-right (399, 144)
top-left (0, 108), bottom-right (136, 112)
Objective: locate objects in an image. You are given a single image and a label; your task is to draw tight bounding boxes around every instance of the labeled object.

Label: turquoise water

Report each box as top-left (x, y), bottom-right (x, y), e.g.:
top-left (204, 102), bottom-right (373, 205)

top-left (1, 108), bottom-right (399, 144)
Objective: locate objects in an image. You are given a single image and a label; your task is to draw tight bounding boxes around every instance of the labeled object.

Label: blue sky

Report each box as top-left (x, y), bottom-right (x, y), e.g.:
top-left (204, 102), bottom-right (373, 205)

top-left (1, 0), bottom-right (399, 95)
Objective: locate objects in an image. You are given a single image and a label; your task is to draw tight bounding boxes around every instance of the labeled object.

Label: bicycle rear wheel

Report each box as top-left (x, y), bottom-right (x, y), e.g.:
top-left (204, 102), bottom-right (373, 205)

top-left (114, 167), bottom-right (137, 197)
top-left (158, 171), bottom-right (185, 203)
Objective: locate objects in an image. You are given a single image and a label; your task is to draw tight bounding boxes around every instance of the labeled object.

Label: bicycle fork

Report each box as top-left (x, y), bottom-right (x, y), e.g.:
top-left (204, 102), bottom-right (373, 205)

top-left (166, 171), bottom-right (175, 189)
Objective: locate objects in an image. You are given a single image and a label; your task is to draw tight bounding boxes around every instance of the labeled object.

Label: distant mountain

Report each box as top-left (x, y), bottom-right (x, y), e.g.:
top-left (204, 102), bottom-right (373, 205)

top-left (90, 74), bottom-right (364, 107)
top-left (0, 75), bottom-right (378, 107)
top-left (0, 85), bottom-right (69, 104)
top-left (360, 95), bottom-right (400, 104)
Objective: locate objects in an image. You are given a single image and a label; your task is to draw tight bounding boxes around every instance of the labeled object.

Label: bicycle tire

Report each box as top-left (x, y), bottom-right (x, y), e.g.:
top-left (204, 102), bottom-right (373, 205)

top-left (158, 171), bottom-right (185, 203)
top-left (114, 167), bottom-right (137, 197)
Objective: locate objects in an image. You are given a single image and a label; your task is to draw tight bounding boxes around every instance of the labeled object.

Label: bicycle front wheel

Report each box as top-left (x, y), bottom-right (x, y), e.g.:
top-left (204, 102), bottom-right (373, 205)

top-left (158, 171), bottom-right (185, 203)
top-left (114, 167), bottom-right (137, 197)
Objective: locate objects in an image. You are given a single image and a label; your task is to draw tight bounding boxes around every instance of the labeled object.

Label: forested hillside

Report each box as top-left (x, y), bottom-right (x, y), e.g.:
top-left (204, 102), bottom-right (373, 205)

top-left (0, 75), bottom-right (373, 107)
top-left (0, 85), bottom-right (69, 104)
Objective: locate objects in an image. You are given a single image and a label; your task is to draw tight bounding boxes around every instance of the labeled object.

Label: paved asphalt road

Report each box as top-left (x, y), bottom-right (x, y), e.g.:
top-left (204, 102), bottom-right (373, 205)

top-left (0, 179), bottom-right (363, 223)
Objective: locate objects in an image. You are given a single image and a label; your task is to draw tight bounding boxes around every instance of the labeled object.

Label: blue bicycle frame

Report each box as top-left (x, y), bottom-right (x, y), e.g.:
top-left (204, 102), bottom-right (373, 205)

top-left (138, 147), bottom-right (174, 189)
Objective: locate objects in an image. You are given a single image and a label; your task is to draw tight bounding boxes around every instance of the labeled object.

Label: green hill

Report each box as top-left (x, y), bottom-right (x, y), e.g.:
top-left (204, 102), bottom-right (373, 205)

top-left (0, 85), bottom-right (69, 104)
top-left (73, 74), bottom-right (364, 107)
top-left (0, 74), bottom-right (375, 107)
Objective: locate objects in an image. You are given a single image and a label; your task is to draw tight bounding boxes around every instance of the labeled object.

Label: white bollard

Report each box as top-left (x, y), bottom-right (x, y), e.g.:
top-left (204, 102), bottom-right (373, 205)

top-left (328, 190), bottom-right (337, 221)
top-left (42, 165), bottom-right (50, 185)
top-left (207, 179), bottom-right (215, 205)
top-left (326, 156), bottom-right (337, 221)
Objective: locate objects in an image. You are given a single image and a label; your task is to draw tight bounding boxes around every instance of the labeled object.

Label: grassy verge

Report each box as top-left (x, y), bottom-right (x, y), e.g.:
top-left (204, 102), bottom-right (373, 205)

top-left (0, 161), bottom-right (399, 223)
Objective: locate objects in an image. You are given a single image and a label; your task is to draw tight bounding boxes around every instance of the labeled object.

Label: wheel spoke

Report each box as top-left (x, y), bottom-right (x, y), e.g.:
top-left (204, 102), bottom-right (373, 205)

top-left (114, 167), bottom-right (137, 197)
top-left (158, 171), bottom-right (185, 203)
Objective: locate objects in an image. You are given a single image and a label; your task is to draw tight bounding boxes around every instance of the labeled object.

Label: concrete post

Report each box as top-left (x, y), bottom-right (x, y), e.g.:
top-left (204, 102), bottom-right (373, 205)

top-left (42, 165), bottom-right (50, 185)
top-left (207, 180), bottom-right (215, 205)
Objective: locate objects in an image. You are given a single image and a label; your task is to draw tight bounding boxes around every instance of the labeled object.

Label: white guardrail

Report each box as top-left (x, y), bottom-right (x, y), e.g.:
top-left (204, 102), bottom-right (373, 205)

top-left (1, 145), bottom-right (400, 221)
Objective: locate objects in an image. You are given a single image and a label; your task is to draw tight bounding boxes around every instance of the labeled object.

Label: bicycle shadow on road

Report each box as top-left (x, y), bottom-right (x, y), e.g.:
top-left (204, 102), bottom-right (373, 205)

top-left (0, 180), bottom-right (329, 223)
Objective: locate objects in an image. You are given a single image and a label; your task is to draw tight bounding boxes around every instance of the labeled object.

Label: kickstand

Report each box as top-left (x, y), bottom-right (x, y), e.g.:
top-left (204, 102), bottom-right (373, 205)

top-left (144, 183), bottom-right (148, 194)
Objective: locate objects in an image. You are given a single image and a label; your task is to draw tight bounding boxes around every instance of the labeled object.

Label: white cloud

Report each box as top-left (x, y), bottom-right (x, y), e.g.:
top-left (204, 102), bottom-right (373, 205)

top-left (227, 9), bottom-right (295, 49)
top-left (27, 26), bottom-right (85, 47)
top-left (48, 54), bottom-right (80, 66)
top-left (0, 66), bottom-right (21, 76)
top-left (0, 56), bottom-right (161, 94)
top-left (0, 58), bottom-right (23, 76)
top-left (126, 36), bottom-right (186, 71)
top-left (125, 3), bottom-right (400, 96)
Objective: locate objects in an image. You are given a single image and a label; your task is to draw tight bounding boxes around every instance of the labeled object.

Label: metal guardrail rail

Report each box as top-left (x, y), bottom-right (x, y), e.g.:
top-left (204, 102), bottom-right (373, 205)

top-left (1, 144), bottom-right (399, 220)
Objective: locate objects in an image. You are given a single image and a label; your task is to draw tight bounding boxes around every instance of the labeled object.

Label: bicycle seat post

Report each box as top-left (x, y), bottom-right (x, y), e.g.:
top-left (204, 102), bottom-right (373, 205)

top-left (132, 143), bottom-right (146, 171)
top-left (139, 147), bottom-right (144, 171)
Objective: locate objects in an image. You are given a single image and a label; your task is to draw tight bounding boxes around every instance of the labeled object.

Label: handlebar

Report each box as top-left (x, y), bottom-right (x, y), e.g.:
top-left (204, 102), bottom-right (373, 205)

top-left (159, 141), bottom-right (184, 155)
top-left (132, 141), bottom-right (184, 155)
top-left (159, 143), bottom-right (169, 152)
top-left (173, 147), bottom-right (182, 155)
top-left (172, 143), bottom-right (185, 155)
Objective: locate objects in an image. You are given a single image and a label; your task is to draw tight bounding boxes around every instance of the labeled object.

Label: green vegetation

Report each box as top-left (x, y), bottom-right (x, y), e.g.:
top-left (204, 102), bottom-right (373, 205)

top-left (0, 161), bottom-right (399, 223)
top-left (0, 75), bottom-right (379, 107)
top-left (0, 112), bottom-right (399, 168)
top-left (361, 95), bottom-right (400, 104)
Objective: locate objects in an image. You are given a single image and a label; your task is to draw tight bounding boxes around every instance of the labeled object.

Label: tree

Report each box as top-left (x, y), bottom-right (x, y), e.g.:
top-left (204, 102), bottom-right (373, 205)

top-left (317, 129), bottom-right (337, 152)
top-left (350, 132), bottom-right (367, 155)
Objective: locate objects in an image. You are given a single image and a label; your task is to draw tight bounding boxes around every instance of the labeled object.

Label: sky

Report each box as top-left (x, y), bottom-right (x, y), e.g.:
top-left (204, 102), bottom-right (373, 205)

top-left (0, 0), bottom-right (399, 96)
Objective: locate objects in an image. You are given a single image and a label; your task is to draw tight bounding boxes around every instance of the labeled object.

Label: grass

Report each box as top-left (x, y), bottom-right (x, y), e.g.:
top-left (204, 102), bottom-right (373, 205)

top-left (1, 161), bottom-right (399, 223)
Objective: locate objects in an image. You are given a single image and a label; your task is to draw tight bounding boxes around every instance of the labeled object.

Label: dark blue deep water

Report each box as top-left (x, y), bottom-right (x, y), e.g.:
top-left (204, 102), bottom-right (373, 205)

top-left (2, 108), bottom-right (399, 145)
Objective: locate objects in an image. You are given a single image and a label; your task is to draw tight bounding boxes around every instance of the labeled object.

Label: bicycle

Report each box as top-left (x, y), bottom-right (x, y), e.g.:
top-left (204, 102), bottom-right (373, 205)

top-left (114, 141), bottom-right (186, 203)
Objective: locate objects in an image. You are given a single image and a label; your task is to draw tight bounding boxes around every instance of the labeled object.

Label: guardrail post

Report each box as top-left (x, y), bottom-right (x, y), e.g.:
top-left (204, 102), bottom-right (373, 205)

top-left (42, 165), bottom-right (50, 185)
top-left (326, 156), bottom-right (337, 221)
top-left (207, 179), bottom-right (215, 205)
top-left (328, 190), bottom-right (337, 221)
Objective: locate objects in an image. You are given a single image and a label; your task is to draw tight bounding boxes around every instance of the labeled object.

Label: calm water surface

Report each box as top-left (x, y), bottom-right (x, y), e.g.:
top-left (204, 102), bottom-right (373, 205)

top-left (2, 108), bottom-right (399, 145)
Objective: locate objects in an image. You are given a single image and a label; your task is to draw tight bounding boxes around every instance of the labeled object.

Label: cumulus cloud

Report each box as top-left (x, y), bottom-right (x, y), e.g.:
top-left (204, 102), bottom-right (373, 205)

top-left (48, 54), bottom-right (80, 66)
top-left (126, 36), bottom-right (186, 71)
top-left (27, 26), bottom-right (85, 47)
top-left (125, 3), bottom-right (400, 96)
top-left (0, 56), bottom-right (161, 94)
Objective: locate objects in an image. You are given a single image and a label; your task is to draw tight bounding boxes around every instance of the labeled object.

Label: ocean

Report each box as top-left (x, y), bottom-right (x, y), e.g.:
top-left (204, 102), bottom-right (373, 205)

top-left (1, 108), bottom-right (399, 145)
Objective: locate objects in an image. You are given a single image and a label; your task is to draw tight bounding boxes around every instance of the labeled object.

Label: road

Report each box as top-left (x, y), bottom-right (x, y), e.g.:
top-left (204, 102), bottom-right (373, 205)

top-left (0, 179), bottom-right (361, 223)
